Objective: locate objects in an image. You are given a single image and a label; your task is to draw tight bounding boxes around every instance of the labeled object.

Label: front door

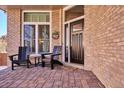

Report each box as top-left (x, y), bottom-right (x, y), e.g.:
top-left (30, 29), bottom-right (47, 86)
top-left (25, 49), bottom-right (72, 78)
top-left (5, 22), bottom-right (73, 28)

top-left (70, 19), bottom-right (84, 64)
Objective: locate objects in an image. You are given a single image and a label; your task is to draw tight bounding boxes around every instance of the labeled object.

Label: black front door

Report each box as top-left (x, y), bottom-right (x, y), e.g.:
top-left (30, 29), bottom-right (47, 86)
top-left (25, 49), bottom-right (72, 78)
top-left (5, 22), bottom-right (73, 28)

top-left (70, 19), bottom-right (84, 64)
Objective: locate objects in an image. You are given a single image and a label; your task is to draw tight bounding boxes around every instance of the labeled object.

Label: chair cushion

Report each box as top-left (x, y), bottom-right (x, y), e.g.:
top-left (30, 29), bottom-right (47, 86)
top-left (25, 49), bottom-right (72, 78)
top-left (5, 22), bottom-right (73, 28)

top-left (42, 58), bottom-right (51, 62)
top-left (44, 55), bottom-right (51, 59)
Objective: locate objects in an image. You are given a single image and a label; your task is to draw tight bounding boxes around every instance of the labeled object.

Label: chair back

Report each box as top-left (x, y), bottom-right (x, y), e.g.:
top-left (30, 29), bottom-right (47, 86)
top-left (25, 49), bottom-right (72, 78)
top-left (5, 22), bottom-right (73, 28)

top-left (52, 46), bottom-right (62, 60)
top-left (18, 46), bottom-right (29, 62)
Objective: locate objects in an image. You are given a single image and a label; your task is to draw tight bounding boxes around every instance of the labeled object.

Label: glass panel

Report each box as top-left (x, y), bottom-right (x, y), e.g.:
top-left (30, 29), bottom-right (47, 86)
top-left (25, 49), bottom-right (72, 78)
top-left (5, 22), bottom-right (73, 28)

top-left (24, 25), bottom-right (35, 53)
top-left (71, 19), bottom-right (83, 32)
top-left (46, 15), bottom-right (50, 22)
top-left (32, 14), bottom-right (39, 22)
top-left (39, 15), bottom-right (45, 22)
top-left (24, 12), bottom-right (50, 22)
top-left (38, 25), bottom-right (50, 53)
top-left (24, 13), bottom-right (32, 22)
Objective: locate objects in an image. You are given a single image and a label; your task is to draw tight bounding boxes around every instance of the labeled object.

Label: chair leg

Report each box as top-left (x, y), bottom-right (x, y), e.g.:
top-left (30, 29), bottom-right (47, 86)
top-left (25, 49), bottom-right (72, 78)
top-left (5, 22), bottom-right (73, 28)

top-left (35, 57), bottom-right (37, 67)
top-left (51, 60), bottom-right (54, 70)
top-left (12, 62), bottom-right (14, 70)
top-left (27, 60), bottom-right (30, 68)
top-left (29, 60), bottom-right (32, 65)
top-left (42, 61), bottom-right (45, 67)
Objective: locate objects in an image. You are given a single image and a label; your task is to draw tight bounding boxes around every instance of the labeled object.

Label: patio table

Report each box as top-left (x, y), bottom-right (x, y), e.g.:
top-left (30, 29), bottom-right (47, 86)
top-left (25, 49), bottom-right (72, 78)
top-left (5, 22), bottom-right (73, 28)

top-left (41, 52), bottom-right (63, 69)
top-left (40, 52), bottom-right (52, 67)
top-left (29, 54), bottom-right (42, 67)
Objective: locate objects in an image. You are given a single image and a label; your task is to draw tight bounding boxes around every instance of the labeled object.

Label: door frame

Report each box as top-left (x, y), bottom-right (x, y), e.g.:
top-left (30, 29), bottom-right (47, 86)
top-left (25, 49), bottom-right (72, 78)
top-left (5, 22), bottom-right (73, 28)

top-left (21, 10), bottom-right (52, 54)
top-left (70, 19), bottom-right (84, 64)
top-left (62, 6), bottom-right (85, 64)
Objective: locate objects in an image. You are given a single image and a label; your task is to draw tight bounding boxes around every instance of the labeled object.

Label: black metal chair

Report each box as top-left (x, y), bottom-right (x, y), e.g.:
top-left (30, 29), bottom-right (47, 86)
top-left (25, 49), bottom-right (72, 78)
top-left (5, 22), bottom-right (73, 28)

top-left (9, 46), bottom-right (32, 70)
top-left (41, 46), bottom-right (63, 70)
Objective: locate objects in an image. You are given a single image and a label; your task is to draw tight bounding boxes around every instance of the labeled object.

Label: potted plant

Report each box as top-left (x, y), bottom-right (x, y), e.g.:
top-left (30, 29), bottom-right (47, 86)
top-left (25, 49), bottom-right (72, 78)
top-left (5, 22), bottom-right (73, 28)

top-left (52, 31), bottom-right (59, 39)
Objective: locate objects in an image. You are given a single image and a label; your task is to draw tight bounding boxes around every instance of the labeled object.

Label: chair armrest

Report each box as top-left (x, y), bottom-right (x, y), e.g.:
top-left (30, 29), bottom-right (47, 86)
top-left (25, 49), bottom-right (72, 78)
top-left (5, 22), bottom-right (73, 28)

top-left (41, 52), bottom-right (53, 55)
top-left (51, 53), bottom-right (62, 60)
top-left (41, 52), bottom-right (61, 59)
top-left (9, 54), bottom-right (18, 61)
top-left (52, 53), bottom-right (61, 56)
top-left (9, 54), bottom-right (18, 58)
top-left (41, 52), bottom-right (53, 59)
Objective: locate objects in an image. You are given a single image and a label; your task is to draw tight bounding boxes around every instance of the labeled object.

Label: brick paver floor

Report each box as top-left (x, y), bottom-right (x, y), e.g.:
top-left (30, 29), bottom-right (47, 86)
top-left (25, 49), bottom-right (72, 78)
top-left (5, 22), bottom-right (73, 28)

top-left (0, 65), bottom-right (105, 88)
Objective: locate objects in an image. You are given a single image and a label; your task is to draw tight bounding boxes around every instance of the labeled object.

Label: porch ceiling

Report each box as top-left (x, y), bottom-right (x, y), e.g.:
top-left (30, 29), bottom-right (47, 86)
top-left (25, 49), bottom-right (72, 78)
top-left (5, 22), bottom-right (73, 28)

top-left (0, 5), bottom-right (66, 11)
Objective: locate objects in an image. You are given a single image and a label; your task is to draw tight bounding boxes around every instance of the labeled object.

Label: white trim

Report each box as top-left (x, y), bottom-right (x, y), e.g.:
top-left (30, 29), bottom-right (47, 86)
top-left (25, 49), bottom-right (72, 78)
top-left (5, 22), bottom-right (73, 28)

top-left (63, 5), bottom-right (76, 11)
top-left (35, 25), bottom-right (38, 54)
top-left (63, 5), bottom-right (85, 65)
top-left (68, 23), bottom-right (70, 63)
top-left (59, 9), bottom-right (62, 45)
top-left (22, 10), bottom-right (52, 54)
top-left (23, 22), bottom-right (50, 25)
top-left (22, 10), bottom-right (51, 12)
top-left (50, 11), bottom-right (52, 52)
top-left (64, 15), bottom-right (85, 24)
top-left (21, 11), bottom-right (24, 46)
top-left (62, 8), bottom-right (65, 63)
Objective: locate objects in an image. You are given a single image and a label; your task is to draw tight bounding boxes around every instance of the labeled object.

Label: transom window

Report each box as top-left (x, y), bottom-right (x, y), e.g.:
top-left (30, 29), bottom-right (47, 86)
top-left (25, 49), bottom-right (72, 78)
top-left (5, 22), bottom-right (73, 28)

top-left (22, 11), bottom-right (51, 54)
top-left (24, 12), bottom-right (50, 22)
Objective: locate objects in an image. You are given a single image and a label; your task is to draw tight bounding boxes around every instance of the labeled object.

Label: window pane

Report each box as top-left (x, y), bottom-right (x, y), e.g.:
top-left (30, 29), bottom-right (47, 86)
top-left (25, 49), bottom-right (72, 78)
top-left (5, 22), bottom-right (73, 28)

top-left (39, 15), bottom-right (46, 22)
top-left (38, 25), bottom-right (50, 53)
top-left (24, 25), bottom-right (35, 53)
top-left (24, 13), bottom-right (32, 22)
top-left (24, 12), bottom-right (50, 22)
top-left (32, 14), bottom-right (38, 22)
top-left (71, 19), bottom-right (84, 32)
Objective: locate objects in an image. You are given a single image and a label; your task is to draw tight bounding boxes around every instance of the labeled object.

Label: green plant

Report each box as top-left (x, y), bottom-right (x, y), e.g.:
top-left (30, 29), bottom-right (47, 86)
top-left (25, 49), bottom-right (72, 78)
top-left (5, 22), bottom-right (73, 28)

top-left (52, 31), bottom-right (59, 35)
top-left (52, 31), bottom-right (59, 39)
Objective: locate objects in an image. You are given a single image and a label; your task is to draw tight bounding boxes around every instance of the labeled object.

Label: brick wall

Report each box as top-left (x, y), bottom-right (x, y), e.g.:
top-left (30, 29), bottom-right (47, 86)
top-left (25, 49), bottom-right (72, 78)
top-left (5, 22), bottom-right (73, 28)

top-left (52, 9), bottom-right (62, 61)
top-left (52, 9), bottom-right (62, 48)
top-left (7, 8), bottom-right (21, 66)
top-left (84, 5), bottom-right (124, 87)
top-left (0, 53), bottom-right (7, 66)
